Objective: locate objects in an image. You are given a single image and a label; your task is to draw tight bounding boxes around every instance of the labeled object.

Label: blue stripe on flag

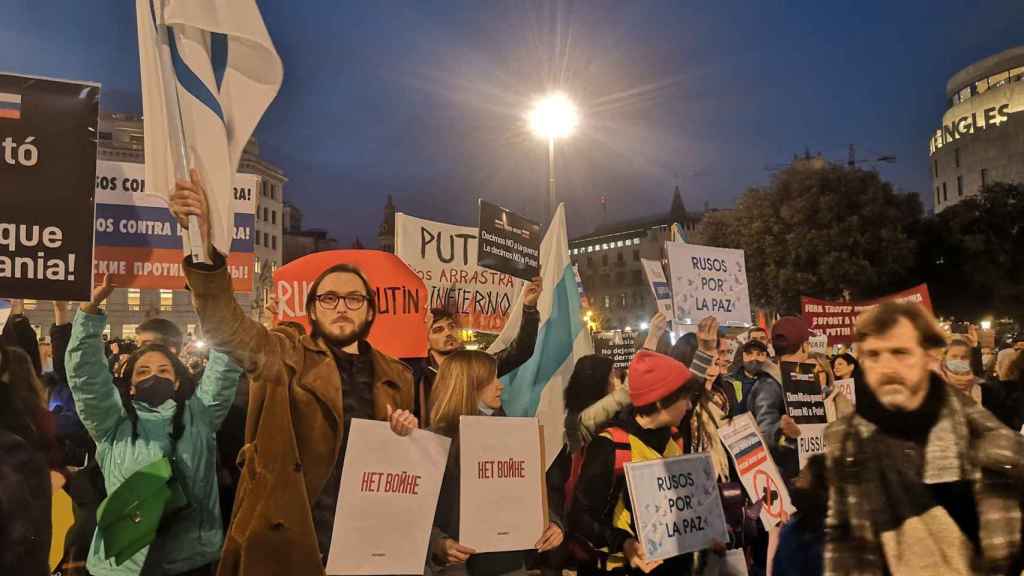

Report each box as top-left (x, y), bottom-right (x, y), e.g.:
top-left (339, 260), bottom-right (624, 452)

top-left (500, 264), bottom-right (585, 417)
top-left (167, 28), bottom-right (225, 121)
top-left (0, 102), bottom-right (19, 110)
top-left (210, 32), bottom-right (228, 90)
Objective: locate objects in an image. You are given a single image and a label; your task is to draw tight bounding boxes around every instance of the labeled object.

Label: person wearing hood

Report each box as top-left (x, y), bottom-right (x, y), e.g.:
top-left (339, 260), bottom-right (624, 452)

top-left (65, 275), bottom-right (243, 576)
top-left (823, 302), bottom-right (1024, 575)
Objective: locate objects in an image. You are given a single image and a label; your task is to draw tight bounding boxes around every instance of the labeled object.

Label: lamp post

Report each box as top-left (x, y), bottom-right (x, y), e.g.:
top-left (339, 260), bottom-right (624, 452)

top-left (527, 92), bottom-right (579, 222)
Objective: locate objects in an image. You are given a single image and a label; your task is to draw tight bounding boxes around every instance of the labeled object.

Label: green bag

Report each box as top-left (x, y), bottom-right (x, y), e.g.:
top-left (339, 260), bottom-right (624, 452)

top-left (96, 457), bottom-right (189, 566)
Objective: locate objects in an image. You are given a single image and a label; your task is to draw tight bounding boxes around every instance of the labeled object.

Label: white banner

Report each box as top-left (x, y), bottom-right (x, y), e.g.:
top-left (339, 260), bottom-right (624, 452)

top-left (666, 243), bottom-right (751, 325)
top-left (719, 413), bottom-right (794, 529)
top-left (641, 258), bottom-right (674, 320)
top-left (326, 420), bottom-right (451, 575)
top-left (624, 454), bottom-right (728, 562)
top-left (459, 416), bottom-right (546, 552)
top-left (395, 213), bottom-right (523, 333)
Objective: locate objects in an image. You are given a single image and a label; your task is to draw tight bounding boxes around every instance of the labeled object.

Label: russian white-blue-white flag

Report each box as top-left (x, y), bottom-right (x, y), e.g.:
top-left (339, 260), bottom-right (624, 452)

top-left (488, 204), bottom-right (594, 467)
top-left (670, 221), bottom-right (687, 243)
top-left (136, 0), bottom-right (282, 256)
top-left (0, 299), bottom-right (11, 328)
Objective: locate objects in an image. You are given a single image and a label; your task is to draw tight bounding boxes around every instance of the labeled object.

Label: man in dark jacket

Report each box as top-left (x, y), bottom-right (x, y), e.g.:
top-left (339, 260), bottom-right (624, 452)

top-left (824, 302), bottom-right (1024, 575)
top-left (724, 339), bottom-right (771, 417)
top-left (415, 293), bottom-right (541, 425)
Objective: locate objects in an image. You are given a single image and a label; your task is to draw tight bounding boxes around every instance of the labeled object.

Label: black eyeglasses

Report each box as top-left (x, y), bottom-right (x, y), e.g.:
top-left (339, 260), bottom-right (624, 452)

top-left (314, 292), bottom-right (369, 311)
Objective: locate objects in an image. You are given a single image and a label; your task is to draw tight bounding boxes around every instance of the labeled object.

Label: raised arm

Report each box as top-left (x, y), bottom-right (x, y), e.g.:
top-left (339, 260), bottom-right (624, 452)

top-left (195, 349), bottom-right (243, 430)
top-left (65, 277), bottom-right (126, 442)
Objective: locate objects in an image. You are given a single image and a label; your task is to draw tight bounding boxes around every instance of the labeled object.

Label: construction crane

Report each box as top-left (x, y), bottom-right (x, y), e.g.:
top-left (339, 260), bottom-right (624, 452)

top-left (764, 145), bottom-right (895, 172)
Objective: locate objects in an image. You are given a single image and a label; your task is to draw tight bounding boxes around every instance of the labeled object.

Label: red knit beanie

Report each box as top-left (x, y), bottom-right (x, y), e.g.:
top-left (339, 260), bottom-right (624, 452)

top-left (627, 350), bottom-right (693, 407)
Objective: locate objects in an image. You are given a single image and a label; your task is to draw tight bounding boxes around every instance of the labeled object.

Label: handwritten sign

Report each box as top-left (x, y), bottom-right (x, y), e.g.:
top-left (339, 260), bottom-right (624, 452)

top-left (326, 419), bottom-right (450, 575)
top-left (666, 243), bottom-right (751, 325)
top-left (719, 413), bottom-right (794, 529)
top-left (459, 416), bottom-right (546, 553)
top-left (624, 454), bottom-right (728, 562)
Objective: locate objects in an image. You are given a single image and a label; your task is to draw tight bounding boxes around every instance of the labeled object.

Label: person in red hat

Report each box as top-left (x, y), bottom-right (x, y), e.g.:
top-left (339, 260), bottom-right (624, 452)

top-left (569, 350), bottom-right (706, 575)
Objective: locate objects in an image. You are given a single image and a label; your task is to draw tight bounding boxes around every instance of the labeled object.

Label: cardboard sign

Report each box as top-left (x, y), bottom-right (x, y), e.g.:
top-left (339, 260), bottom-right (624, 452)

top-left (0, 73), bottom-right (98, 300)
top-left (719, 413), bottom-right (794, 529)
top-left (666, 243), bottom-right (751, 325)
top-left (800, 284), bottom-right (933, 346)
top-left (641, 258), bottom-right (674, 320)
top-left (624, 454), bottom-right (729, 562)
top-left (459, 416), bottom-right (546, 553)
top-left (593, 330), bottom-right (638, 370)
top-left (477, 200), bottom-right (541, 281)
top-left (808, 334), bottom-right (829, 355)
top-left (326, 420), bottom-right (450, 575)
top-left (273, 250), bottom-right (428, 358)
top-left (394, 213), bottom-right (523, 333)
top-left (93, 161), bottom-right (257, 291)
top-left (834, 378), bottom-right (856, 406)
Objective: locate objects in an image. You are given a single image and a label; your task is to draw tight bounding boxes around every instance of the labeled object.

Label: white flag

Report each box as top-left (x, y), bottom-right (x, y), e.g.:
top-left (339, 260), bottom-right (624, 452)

top-left (136, 0), bottom-right (282, 256)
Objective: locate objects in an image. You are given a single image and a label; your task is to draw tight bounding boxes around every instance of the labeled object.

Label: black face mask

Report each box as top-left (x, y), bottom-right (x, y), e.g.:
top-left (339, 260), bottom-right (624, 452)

top-left (133, 375), bottom-right (177, 408)
top-left (743, 360), bottom-right (763, 375)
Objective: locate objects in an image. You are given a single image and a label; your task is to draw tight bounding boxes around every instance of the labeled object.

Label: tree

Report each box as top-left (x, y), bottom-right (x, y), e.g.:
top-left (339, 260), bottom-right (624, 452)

top-left (913, 182), bottom-right (1024, 323)
top-left (694, 164), bottom-right (922, 314)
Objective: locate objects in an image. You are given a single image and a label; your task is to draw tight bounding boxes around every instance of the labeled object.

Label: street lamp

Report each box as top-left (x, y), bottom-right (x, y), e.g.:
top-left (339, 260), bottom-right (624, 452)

top-left (528, 92), bottom-right (579, 221)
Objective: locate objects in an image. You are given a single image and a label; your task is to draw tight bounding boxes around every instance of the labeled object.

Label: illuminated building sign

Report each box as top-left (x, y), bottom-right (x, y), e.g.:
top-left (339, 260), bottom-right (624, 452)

top-left (930, 103), bottom-right (1011, 155)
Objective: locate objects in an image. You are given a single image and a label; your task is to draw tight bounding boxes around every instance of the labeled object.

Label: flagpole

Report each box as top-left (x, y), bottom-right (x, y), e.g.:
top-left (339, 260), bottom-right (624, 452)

top-left (155, 8), bottom-right (210, 264)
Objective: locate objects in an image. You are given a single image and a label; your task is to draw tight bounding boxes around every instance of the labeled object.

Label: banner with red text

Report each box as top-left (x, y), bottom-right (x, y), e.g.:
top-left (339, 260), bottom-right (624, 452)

top-left (394, 212), bottom-right (523, 333)
top-left (273, 249), bottom-right (428, 358)
top-left (800, 284), bottom-right (933, 346)
top-left (93, 160), bottom-right (256, 291)
top-left (459, 416), bottom-right (546, 553)
top-left (326, 419), bottom-right (450, 575)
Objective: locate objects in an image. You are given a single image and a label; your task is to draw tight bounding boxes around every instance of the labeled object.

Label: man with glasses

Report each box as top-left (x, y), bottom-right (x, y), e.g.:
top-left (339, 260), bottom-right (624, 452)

top-left (169, 171), bottom-right (418, 575)
top-left (417, 277), bottom-right (541, 425)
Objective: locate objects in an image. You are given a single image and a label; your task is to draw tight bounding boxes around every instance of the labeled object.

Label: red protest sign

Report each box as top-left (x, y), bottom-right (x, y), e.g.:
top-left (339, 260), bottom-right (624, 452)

top-left (800, 284), bottom-right (933, 346)
top-left (273, 250), bottom-right (428, 358)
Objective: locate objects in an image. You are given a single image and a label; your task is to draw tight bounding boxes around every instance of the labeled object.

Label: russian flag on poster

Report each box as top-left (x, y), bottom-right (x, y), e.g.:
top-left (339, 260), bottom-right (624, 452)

top-left (0, 92), bottom-right (21, 119)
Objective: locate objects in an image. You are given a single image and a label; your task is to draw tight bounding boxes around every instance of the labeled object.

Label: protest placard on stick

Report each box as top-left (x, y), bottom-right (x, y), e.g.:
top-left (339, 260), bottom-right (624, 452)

top-left (719, 413), bottom-right (795, 529)
top-left (780, 362), bottom-right (828, 467)
top-left (666, 243), bottom-right (751, 326)
top-left (477, 200), bottom-right (541, 282)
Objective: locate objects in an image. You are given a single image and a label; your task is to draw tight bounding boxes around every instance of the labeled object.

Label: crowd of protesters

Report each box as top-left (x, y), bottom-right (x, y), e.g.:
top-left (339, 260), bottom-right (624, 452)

top-left (2, 170), bottom-right (1024, 576)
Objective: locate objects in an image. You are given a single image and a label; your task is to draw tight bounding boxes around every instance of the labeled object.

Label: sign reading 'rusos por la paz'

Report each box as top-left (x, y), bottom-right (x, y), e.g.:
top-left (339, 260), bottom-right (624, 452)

top-left (800, 284), bottom-right (933, 346)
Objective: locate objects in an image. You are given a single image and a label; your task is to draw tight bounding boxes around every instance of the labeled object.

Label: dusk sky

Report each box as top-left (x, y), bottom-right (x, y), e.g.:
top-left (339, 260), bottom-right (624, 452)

top-left (2, 1), bottom-right (1022, 245)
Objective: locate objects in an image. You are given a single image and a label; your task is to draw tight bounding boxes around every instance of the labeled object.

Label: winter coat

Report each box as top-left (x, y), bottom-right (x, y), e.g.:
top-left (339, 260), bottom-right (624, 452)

top-left (66, 310), bottom-right (242, 576)
top-left (0, 429), bottom-right (51, 576)
top-left (183, 257), bottom-right (415, 576)
top-left (744, 363), bottom-right (798, 478)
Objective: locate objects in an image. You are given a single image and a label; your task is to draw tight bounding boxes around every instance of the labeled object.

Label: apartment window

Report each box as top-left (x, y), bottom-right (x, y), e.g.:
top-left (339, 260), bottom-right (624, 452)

top-left (981, 168), bottom-right (989, 188)
top-left (617, 252), bottom-right (624, 264)
top-left (602, 254), bottom-right (608, 266)
top-left (989, 70), bottom-right (1009, 89)
top-left (615, 271), bottom-right (625, 284)
top-left (933, 159), bottom-right (938, 178)
top-left (936, 186), bottom-right (941, 207)
top-left (954, 148), bottom-right (960, 169)
top-left (127, 288), bottom-right (141, 311)
top-left (603, 295), bottom-right (611, 309)
top-left (272, 235), bottom-right (277, 250)
top-left (587, 255), bottom-right (593, 266)
top-left (632, 270), bottom-right (643, 284)
top-left (23, 299), bottom-right (38, 310)
top-left (959, 86), bottom-right (972, 103)
top-left (122, 324), bottom-right (139, 339)
top-left (976, 77), bottom-right (989, 95)
top-left (633, 249), bottom-right (640, 262)
top-left (1011, 66), bottom-right (1024, 83)
top-left (187, 324), bottom-right (197, 338)
top-left (159, 289), bottom-right (174, 312)
top-left (942, 182), bottom-right (948, 202)
top-left (263, 207), bottom-right (269, 222)
top-left (633, 238), bottom-right (641, 246)
top-left (956, 175), bottom-right (963, 197)
top-left (254, 259), bottom-right (261, 275)
top-left (620, 293), bottom-right (628, 308)
top-left (272, 210), bottom-right (277, 225)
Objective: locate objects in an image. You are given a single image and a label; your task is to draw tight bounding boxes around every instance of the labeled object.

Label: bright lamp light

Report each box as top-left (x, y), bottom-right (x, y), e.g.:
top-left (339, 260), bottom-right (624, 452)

top-left (528, 92), bottom-right (579, 140)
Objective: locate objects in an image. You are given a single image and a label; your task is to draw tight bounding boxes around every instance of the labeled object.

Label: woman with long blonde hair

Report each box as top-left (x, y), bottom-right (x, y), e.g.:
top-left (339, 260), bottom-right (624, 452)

top-left (428, 350), bottom-right (563, 575)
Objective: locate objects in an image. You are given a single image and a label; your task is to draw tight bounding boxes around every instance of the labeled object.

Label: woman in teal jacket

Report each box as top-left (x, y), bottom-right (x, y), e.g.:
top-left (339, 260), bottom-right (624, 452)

top-left (66, 278), bottom-right (242, 576)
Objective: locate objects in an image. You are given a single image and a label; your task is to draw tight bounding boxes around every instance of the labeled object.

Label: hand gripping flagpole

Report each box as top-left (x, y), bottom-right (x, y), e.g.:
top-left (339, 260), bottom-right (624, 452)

top-left (155, 5), bottom-right (210, 264)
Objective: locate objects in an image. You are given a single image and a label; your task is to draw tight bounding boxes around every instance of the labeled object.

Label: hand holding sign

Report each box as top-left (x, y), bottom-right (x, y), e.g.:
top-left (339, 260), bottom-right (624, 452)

top-left (522, 274), bottom-right (543, 308)
top-left (697, 316), bottom-right (719, 354)
top-left (387, 404), bottom-right (418, 437)
top-left (535, 522), bottom-right (564, 552)
top-left (435, 538), bottom-right (476, 566)
top-left (780, 415), bottom-right (801, 439)
top-left (643, 312), bottom-right (669, 351)
top-left (624, 538), bottom-right (663, 574)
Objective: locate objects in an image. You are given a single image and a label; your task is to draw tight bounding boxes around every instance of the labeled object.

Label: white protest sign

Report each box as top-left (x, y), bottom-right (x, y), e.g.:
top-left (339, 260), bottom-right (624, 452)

top-left (796, 423), bottom-right (828, 469)
top-left (641, 258), bottom-right (674, 319)
top-left (719, 413), bottom-right (794, 529)
top-left (394, 213), bottom-right (523, 333)
top-left (834, 378), bottom-right (856, 406)
top-left (666, 243), bottom-right (752, 325)
top-left (808, 334), bottom-right (829, 355)
top-left (624, 454), bottom-right (728, 562)
top-left (326, 420), bottom-right (451, 575)
top-left (459, 416), bottom-right (546, 553)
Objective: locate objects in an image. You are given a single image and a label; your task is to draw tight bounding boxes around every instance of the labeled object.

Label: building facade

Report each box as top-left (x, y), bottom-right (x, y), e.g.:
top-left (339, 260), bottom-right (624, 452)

top-left (282, 201), bottom-right (339, 263)
top-left (569, 187), bottom-right (714, 331)
top-left (22, 113), bottom-right (286, 339)
top-left (931, 46), bottom-right (1024, 212)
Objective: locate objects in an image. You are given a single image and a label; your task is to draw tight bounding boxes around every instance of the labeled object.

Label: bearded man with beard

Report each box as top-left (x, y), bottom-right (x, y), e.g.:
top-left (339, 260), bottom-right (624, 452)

top-left (824, 302), bottom-right (1024, 575)
top-left (170, 170), bottom-right (419, 576)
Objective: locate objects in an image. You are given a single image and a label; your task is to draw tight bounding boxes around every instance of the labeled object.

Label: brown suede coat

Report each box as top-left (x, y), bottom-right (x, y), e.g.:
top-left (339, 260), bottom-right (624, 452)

top-left (184, 262), bottom-right (414, 576)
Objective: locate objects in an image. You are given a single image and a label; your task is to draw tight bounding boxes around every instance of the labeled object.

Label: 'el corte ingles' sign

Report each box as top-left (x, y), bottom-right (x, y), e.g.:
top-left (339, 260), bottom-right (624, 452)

top-left (929, 98), bottom-right (1017, 155)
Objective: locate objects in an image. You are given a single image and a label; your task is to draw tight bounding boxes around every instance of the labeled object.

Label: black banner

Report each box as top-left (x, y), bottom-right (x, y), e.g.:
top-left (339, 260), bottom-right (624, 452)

top-left (594, 330), bottom-right (639, 370)
top-left (477, 199), bottom-right (540, 281)
top-left (780, 361), bottom-right (827, 425)
top-left (0, 73), bottom-right (98, 300)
